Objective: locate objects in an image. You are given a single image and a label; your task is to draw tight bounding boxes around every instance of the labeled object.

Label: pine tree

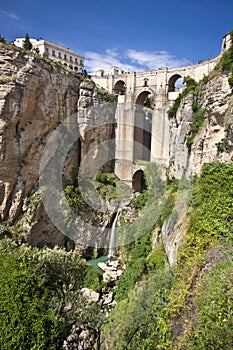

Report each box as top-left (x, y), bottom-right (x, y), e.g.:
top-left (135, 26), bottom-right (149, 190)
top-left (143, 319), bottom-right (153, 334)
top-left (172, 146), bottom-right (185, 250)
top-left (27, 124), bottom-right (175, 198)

top-left (23, 32), bottom-right (32, 50)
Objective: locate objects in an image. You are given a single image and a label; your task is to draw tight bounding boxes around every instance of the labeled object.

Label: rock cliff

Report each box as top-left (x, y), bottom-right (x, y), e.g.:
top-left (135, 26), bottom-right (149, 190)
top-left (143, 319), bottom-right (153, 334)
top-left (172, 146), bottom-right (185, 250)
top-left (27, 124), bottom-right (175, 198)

top-left (169, 73), bottom-right (232, 178)
top-left (0, 43), bottom-right (115, 247)
top-left (163, 71), bottom-right (233, 264)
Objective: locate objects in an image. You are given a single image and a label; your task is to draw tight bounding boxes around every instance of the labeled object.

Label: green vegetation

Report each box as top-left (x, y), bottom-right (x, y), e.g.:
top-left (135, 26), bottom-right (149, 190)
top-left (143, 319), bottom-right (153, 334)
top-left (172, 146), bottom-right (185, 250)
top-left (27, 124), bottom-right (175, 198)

top-left (1, 162), bottom-right (232, 349)
top-left (168, 75), bottom-right (207, 152)
top-left (216, 138), bottom-right (230, 153)
top-left (95, 88), bottom-right (117, 102)
top-left (0, 240), bottom-right (103, 349)
top-left (100, 162), bottom-right (233, 349)
top-left (161, 162), bottom-right (233, 349)
top-left (188, 260), bottom-right (233, 349)
top-left (0, 34), bottom-right (6, 43)
top-left (186, 101), bottom-right (206, 152)
top-left (168, 76), bottom-right (197, 118)
top-left (144, 94), bottom-right (154, 108)
top-left (23, 32), bottom-right (32, 51)
top-left (95, 171), bottom-right (132, 201)
top-left (219, 30), bottom-right (233, 87)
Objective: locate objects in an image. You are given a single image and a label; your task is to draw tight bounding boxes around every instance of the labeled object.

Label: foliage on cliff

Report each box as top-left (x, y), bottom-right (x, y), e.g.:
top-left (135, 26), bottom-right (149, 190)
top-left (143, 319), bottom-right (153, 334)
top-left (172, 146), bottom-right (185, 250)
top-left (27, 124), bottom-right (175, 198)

top-left (0, 241), bottom-right (103, 349)
top-left (100, 162), bottom-right (233, 349)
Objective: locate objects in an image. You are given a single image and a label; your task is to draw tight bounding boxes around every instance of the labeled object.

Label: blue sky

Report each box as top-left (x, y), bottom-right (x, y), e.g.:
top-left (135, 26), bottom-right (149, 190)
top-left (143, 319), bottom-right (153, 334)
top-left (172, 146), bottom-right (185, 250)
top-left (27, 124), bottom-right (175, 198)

top-left (1, 0), bottom-right (233, 73)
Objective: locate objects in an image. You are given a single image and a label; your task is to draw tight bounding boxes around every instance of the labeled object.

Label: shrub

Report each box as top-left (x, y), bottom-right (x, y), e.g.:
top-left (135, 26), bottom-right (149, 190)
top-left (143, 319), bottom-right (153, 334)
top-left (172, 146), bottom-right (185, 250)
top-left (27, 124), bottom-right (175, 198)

top-left (168, 76), bottom-right (197, 117)
top-left (186, 104), bottom-right (206, 152)
top-left (0, 240), bottom-right (99, 349)
top-left (0, 34), bottom-right (6, 43)
top-left (23, 32), bottom-right (32, 51)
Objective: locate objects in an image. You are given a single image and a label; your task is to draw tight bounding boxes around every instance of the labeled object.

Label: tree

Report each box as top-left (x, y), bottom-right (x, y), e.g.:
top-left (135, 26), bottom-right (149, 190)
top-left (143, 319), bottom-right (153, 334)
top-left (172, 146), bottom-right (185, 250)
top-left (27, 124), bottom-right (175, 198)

top-left (23, 32), bottom-right (32, 50)
top-left (0, 34), bottom-right (5, 43)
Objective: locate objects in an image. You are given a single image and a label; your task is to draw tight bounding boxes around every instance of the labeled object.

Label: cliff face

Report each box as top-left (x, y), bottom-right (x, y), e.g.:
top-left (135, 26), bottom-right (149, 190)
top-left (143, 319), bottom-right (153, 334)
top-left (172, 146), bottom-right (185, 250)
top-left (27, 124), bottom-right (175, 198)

top-left (163, 71), bottom-right (233, 265)
top-left (169, 73), bottom-right (233, 178)
top-left (0, 44), bottom-right (114, 246)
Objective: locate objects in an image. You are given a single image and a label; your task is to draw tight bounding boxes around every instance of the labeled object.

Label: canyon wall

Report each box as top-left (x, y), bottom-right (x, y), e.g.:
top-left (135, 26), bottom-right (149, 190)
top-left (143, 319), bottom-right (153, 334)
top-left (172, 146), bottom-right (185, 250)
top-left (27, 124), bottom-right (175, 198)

top-left (163, 71), bottom-right (233, 264)
top-left (0, 43), bottom-right (114, 247)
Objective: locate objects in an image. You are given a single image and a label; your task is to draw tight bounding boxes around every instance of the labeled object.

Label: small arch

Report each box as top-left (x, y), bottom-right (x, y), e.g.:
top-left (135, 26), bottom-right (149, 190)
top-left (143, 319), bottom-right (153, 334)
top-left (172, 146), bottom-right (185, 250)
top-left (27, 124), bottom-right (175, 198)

top-left (144, 78), bottom-right (148, 87)
top-left (74, 66), bottom-right (78, 71)
top-left (132, 170), bottom-right (146, 192)
top-left (168, 74), bottom-right (183, 92)
top-left (69, 64), bottom-right (73, 70)
top-left (113, 80), bottom-right (126, 95)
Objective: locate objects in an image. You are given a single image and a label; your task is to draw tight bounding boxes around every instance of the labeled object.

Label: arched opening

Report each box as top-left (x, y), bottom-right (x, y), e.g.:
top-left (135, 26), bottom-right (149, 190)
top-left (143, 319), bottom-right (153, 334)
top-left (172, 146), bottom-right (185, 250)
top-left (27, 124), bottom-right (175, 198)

top-left (134, 91), bottom-right (153, 162)
top-left (113, 80), bottom-right (126, 95)
top-left (168, 74), bottom-right (183, 92)
top-left (132, 170), bottom-right (146, 192)
top-left (69, 64), bottom-right (73, 70)
top-left (144, 78), bottom-right (148, 87)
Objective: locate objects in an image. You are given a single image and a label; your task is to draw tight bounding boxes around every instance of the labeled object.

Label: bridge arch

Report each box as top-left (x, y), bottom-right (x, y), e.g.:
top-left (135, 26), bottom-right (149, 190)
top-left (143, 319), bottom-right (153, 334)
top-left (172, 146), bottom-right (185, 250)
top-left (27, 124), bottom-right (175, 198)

top-left (132, 170), bottom-right (146, 192)
top-left (134, 90), bottom-right (153, 162)
top-left (168, 74), bottom-right (183, 92)
top-left (135, 89), bottom-right (154, 106)
top-left (113, 80), bottom-right (126, 95)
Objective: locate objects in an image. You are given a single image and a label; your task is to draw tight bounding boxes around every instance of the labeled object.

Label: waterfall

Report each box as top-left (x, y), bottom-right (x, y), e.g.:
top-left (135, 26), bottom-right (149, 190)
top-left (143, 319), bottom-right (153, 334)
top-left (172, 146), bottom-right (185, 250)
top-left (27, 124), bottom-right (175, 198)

top-left (108, 209), bottom-right (120, 258)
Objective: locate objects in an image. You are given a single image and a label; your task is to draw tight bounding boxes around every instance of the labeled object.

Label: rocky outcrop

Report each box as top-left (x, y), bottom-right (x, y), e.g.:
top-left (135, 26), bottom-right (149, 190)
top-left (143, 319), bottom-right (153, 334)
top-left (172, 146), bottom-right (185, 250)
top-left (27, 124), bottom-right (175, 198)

top-left (164, 72), bottom-right (233, 265)
top-left (0, 43), bottom-right (115, 247)
top-left (169, 73), bottom-right (233, 179)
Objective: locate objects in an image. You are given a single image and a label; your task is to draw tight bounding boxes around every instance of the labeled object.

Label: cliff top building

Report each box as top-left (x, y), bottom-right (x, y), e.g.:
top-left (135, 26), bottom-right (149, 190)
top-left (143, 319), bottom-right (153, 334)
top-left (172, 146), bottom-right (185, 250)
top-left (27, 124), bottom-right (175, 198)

top-left (90, 66), bottom-right (126, 77)
top-left (14, 37), bottom-right (85, 73)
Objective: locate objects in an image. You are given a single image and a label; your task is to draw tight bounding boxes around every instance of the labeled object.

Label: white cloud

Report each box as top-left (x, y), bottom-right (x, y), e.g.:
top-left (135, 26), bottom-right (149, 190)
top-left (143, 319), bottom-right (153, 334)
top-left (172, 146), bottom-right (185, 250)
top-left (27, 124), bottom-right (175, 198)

top-left (0, 10), bottom-right (20, 20)
top-left (85, 47), bottom-right (191, 73)
top-left (85, 48), bottom-right (138, 73)
top-left (126, 49), bottom-right (191, 70)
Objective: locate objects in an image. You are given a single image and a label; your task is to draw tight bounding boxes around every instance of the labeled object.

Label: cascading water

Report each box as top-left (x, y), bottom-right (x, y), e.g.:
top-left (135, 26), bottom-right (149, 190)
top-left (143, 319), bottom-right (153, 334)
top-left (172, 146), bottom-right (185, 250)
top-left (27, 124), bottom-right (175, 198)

top-left (108, 209), bottom-right (120, 258)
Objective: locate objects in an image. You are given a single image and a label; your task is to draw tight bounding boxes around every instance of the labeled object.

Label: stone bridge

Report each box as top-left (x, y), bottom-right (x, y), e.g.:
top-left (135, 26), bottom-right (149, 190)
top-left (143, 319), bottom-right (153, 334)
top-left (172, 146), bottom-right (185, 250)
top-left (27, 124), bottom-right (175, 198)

top-left (92, 54), bottom-right (222, 190)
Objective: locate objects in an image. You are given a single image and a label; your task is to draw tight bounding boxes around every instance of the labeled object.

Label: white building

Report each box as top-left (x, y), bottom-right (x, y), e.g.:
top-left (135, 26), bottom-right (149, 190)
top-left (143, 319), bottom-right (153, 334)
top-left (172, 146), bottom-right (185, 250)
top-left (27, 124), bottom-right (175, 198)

top-left (221, 32), bottom-right (232, 52)
top-left (90, 66), bottom-right (126, 77)
top-left (14, 38), bottom-right (85, 73)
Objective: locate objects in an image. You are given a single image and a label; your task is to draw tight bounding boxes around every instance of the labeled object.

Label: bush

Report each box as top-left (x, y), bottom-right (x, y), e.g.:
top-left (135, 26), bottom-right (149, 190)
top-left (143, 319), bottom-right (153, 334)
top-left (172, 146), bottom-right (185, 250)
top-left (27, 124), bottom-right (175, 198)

top-left (0, 34), bottom-right (6, 43)
top-left (168, 76), bottom-right (197, 117)
top-left (83, 265), bottom-right (104, 291)
top-left (0, 240), bottom-right (102, 349)
top-left (188, 260), bottom-right (233, 349)
top-left (186, 104), bottom-right (206, 152)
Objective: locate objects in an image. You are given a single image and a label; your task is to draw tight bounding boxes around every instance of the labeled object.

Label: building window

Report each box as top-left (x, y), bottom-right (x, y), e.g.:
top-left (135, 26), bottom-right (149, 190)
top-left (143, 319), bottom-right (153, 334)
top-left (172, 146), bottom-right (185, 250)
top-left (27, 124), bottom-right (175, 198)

top-left (80, 59), bottom-right (83, 65)
top-left (58, 52), bottom-right (61, 58)
top-left (52, 50), bottom-right (56, 57)
top-left (64, 54), bottom-right (67, 60)
top-left (70, 56), bottom-right (73, 62)
top-left (75, 58), bottom-right (78, 64)
top-left (144, 78), bottom-right (148, 87)
top-left (45, 47), bottom-right (49, 53)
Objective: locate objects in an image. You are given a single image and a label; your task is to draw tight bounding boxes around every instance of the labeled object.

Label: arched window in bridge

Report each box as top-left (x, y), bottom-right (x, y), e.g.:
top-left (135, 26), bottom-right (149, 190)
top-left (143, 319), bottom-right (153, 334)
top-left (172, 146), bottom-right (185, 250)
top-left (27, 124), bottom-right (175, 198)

top-left (144, 78), bottom-right (148, 87)
top-left (132, 170), bottom-right (146, 192)
top-left (168, 74), bottom-right (183, 92)
top-left (113, 80), bottom-right (126, 95)
top-left (134, 91), bottom-right (153, 162)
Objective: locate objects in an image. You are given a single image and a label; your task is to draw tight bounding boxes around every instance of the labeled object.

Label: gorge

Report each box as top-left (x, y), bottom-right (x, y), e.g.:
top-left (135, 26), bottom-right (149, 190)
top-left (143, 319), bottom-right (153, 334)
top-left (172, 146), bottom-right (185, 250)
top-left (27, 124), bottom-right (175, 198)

top-left (0, 31), bottom-right (233, 349)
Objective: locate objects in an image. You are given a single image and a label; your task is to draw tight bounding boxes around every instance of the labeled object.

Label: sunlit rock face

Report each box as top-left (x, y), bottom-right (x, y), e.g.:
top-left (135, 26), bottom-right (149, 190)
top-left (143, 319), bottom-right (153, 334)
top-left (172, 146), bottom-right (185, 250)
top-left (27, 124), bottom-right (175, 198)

top-left (0, 44), bottom-right (114, 247)
top-left (164, 73), bottom-right (233, 265)
top-left (168, 73), bottom-right (233, 179)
